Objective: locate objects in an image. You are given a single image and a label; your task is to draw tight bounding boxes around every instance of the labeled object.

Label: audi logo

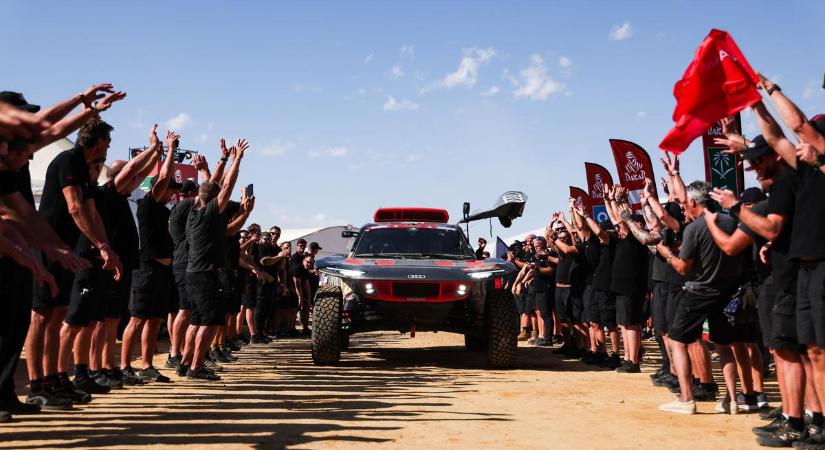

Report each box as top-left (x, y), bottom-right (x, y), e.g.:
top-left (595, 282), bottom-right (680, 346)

top-left (407, 274), bottom-right (426, 279)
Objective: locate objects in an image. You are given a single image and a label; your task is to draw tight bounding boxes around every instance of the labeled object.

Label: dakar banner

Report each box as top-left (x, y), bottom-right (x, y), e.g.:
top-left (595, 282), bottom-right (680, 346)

top-left (584, 162), bottom-right (614, 223)
top-left (609, 139), bottom-right (656, 211)
top-left (701, 114), bottom-right (745, 194)
top-left (138, 159), bottom-right (198, 207)
top-left (569, 186), bottom-right (591, 220)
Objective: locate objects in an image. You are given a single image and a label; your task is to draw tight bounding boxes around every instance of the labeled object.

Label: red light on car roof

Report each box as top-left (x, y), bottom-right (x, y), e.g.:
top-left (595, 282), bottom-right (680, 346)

top-left (373, 208), bottom-right (449, 223)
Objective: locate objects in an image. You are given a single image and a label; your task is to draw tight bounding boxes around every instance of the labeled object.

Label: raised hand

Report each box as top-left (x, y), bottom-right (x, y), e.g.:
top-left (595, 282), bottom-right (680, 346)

top-left (220, 138), bottom-right (230, 159)
top-left (0, 103), bottom-right (51, 140)
top-left (193, 153), bottom-right (207, 171)
top-left (81, 83), bottom-right (115, 107)
top-left (660, 177), bottom-right (669, 195)
top-left (94, 91), bottom-right (126, 112)
top-left (708, 187), bottom-right (738, 209)
top-left (166, 130), bottom-right (180, 151)
top-left (703, 209), bottom-right (718, 226)
top-left (796, 140), bottom-right (819, 166)
top-left (148, 124), bottom-right (160, 147)
top-left (234, 139), bottom-right (249, 159)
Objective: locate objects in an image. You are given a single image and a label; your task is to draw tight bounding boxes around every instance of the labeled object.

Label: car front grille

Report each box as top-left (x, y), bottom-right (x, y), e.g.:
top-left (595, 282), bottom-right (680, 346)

top-left (392, 282), bottom-right (440, 299)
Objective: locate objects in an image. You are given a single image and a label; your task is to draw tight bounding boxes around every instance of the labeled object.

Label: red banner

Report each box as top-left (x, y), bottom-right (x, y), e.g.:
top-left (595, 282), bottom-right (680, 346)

top-left (569, 186), bottom-right (590, 218)
top-left (609, 139), bottom-right (656, 210)
top-left (584, 162), bottom-right (614, 205)
top-left (141, 160), bottom-right (198, 206)
top-left (660, 29), bottom-right (760, 154)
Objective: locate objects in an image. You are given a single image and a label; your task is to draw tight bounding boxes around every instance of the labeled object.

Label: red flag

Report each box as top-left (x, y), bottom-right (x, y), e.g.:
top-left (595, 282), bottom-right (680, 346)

top-left (609, 139), bottom-right (656, 210)
top-left (584, 162), bottom-right (614, 206)
top-left (569, 186), bottom-right (591, 218)
top-left (659, 29), bottom-right (760, 154)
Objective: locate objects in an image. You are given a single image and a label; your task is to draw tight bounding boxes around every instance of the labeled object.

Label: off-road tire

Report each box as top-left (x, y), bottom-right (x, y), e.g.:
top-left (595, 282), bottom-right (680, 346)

top-left (311, 286), bottom-right (342, 365)
top-left (486, 289), bottom-right (518, 368)
top-left (464, 333), bottom-right (486, 352)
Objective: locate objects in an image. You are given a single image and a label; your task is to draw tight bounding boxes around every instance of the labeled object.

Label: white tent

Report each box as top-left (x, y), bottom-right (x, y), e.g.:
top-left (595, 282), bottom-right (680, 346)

top-left (280, 225), bottom-right (355, 257)
top-left (29, 138), bottom-right (75, 204)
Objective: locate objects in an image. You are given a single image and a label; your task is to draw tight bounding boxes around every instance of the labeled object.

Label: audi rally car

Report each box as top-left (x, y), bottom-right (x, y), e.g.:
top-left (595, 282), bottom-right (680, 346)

top-left (311, 192), bottom-right (526, 368)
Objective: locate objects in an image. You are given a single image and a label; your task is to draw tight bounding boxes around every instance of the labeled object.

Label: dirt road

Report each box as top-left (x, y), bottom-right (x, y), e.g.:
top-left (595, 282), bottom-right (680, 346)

top-left (1, 332), bottom-right (774, 449)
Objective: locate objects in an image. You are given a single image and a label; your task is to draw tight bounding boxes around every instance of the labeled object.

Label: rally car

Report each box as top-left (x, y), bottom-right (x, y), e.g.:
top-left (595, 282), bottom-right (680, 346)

top-left (311, 192), bottom-right (526, 368)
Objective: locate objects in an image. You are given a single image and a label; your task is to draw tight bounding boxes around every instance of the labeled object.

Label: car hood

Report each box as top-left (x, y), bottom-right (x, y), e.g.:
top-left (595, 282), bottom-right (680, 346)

top-left (316, 255), bottom-right (516, 282)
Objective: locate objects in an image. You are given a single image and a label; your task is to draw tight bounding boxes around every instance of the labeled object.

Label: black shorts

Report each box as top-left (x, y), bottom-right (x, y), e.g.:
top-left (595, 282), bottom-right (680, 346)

top-left (516, 293), bottom-right (529, 315)
top-left (615, 293), bottom-right (643, 326)
top-left (651, 281), bottom-right (670, 333)
top-left (105, 267), bottom-right (131, 320)
top-left (581, 284), bottom-right (599, 324)
top-left (797, 261), bottom-right (825, 349)
top-left (130, 260), bottom-right (172, 319)
top-left (772, 289), bottom-right (804, 352)
top-left (669, 289), bottom-right (735, 345)
top-left (173, 263), bottom-right (191, 311)
top-left (32, 259), bottom-right (74, 310)
top-left (526, 289), bottom-right (549, 315)
top-left (569, 285), bottom-right (585, 323)
top-left (554, 286), bottom-right (572, 323)
top-left (757, 276), bottom-right (775, 348)
top-left (187, 270), bottom-right (224, 326)
top-left (65, 264), bottom-right (111, 327)
top-left (665, 284), bottom-right (681, 333)
top-left (595, 289), bottom-right (616, 328)
top-left (217, 268), bottom-right (241, 315)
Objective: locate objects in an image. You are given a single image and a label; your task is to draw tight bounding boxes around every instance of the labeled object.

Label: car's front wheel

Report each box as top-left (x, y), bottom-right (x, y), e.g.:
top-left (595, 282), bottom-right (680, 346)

top-left (311, 286), bottom-right (343, 365)
top-left (486, 289), bottom-right (518, 368)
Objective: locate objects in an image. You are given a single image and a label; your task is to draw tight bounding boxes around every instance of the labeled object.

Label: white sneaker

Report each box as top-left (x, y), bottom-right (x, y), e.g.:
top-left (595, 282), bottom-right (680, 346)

top-left (715, 399), bottom-right (738, 415)
top-left (659, 398), bottom-right (696, 414)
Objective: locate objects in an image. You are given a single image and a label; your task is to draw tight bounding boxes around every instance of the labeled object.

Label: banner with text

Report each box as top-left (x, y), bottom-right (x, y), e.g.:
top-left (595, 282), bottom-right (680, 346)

top-left (701, 114), bottom-right (744, 194)
top-left (609, 139), bottom-right (657, 211)
top-left (584, 162), bottom-right (614, 223)
top-left (569, 186), bottom-right (591, 220)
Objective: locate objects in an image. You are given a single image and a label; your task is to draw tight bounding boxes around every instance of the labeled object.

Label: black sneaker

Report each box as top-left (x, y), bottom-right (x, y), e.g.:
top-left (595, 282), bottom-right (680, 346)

top-left (0, 410), bottom-right (10, 423)
top-left (177, 363), bottom-right (190, 377)
top-left (137, 366), bottom-right (171, 383)
top-left (587, 352), bottom-right (608, 365)
top-left (794, 428), bottom-right (825, 449)
top-left (74, 376), bottom-right (111, 394)
top-left (757, 392), bottom-right (770, 410)
top-left (653, 372), bottom-right (678, 388)
top-left (203, 359), bottom-right (224, 372)
top-left (226, 340), bottom-right (242, 352)
top-left (165, 355), bottom-right (182, 369)
top-left (113, 368), bottom-right (145, 386)
top-left (251, 334), bottom-right (271, 344)
top-left (26, 390), bottom-right (72, 411)
top-left (692, 384), bottom-right (717, 402)
top-left (0, 398), bottom-right (41, 415)
top-left (209, 348), bottom-right (231, 363)
top-left (219, 348), bottom-right (239, 362)
top-left (737, 392), bottom-right (760, 412)
top-left (757, 420), bottom-right (804, 447)
top-left (599, 352), bottom-right (622, 370)
top-left (186, 367), bottom-right (222, 381)
top-left (121, 366), bottom-right (150, 384)
top-left (616, 361), bottom-right (641, 373)
top-left (754, 416), bottom-right (786, 437)
top-left (761, 407), bottom-right (784, 420)
top-left (53, 383), bottom-right (92, 404)
top-left (91, 370), bottom-right (123, 389)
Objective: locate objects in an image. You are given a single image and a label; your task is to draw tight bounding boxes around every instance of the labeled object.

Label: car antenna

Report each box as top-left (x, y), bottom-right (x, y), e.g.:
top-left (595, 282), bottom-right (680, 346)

top-left (462, 202), bottom-right (470, 241)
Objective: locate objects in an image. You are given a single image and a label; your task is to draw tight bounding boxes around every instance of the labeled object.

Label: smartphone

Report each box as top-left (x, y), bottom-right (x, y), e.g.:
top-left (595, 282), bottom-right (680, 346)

top-left (173, 138), bottom-right (179, 148)
top-left (246, 183), bottom-right (254, 197)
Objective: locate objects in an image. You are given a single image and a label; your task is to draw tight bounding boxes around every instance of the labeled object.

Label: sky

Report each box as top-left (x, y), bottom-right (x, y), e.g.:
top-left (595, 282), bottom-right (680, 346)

top-left (2, 0), bottom-right (823, 240)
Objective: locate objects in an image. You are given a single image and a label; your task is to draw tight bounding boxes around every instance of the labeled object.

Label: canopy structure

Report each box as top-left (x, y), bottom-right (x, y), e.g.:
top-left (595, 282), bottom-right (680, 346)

top-left (280, 225), bottom-right (355, 257)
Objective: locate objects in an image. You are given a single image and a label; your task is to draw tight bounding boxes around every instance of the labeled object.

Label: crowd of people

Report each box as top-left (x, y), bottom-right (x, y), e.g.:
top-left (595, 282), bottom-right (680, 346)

top-left (498, 75), bottom-right (825, 447)
top-left (0, 85), bottom-right (323, 423)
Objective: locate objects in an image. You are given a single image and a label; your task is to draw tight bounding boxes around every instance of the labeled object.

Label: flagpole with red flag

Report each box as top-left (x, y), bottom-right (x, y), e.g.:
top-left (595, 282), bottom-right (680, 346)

top-left (569, 186), bottom-right (591, 219)
top-left (660, 29), bottom-right (761, 154)
top-left (584, 162), bottom-right (614, 222)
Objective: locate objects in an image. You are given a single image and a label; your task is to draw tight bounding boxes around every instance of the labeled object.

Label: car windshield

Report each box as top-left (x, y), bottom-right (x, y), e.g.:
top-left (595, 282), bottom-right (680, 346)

top-left (353, 226), bottom-right (474, 259)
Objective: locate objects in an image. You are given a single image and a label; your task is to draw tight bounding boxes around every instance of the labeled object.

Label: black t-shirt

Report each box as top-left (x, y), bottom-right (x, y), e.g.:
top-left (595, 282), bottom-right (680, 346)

top-left (290, 251), bottom-right (307, 279)
top-left (738, 200), bottom-right (771, 283)
top-left (582, 234), bottom-right (602, 284)
top-left (169, 197), bottom-right (195, 266)
top-left (555, 252), bottom-right (575, 285)
top-left (225, 234), bottom-right (241, 270)
top-left (17, 163), bottom-right (35, 206)
top-left (610, 233), bottom-right (649, 297)
top-left (790, 159), bottom-right (825, 260)
top-left (767, 166), bottom-right (799, 293)
top-left (75, 182), bottom-right (120, 260)
top-left (679, 213), bottom-right (740, 297)
top-left (593, 236), bottom-right (616, 291)
top-left (0, 170), bottom-right (20, 196)
top-left (137, 194), bottom-right (173, 261)
top-left (259, 244), bottom-right (279, 276)
top-left (38, 146), bottom-right (93, 247)
top-left (186, 198), bottom-right (224, 272)
top-left (570, 242), bottom-right (594, 286)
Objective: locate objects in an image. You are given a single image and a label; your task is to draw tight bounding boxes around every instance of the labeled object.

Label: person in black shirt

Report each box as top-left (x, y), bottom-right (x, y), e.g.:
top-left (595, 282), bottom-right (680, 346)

top-left (475, 238), bottom-right (487, 259)
top-left (167, 180), bottom-right (199, 369)
top-left (29, 117), bottom-right (124, 406)
top-left (181, 138), bottom-right (246, 381)
top-left (120, 130), bottom-right (181, 383)
top-left (550, 215), bottom-right (580, 352)
top-left (657, 181), bottom-right (740, 416)
top-left (290, 238), bottom-right (309, 335)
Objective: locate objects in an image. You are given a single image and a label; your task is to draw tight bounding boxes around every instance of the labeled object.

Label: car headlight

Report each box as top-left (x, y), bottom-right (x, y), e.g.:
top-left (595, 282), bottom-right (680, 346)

top-left (456, 284), bottom-right (468, 296)
top-left (468, 269), bottom-right (506, 279)
top-left (321, 267), bottom-right (366, 278)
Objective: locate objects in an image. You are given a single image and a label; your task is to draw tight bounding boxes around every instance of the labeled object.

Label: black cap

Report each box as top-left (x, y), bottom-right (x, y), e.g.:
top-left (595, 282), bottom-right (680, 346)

top-left (742, 135), bottom-right (774, 162)
top-left (180, 179), bottom-right (197, 194)
top-left (0, 91), bottom-right (40, 112)
top-left (664, 201), bottom-right (685, 222)
top-left (309, 242), bottom-right (322, 250)
top-left (739, 187), bottom-right (767, 204)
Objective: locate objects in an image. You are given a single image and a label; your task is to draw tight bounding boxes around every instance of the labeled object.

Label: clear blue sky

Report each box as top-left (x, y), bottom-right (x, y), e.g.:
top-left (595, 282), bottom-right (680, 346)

top-left (2, 1), bottom-right (823, 238)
